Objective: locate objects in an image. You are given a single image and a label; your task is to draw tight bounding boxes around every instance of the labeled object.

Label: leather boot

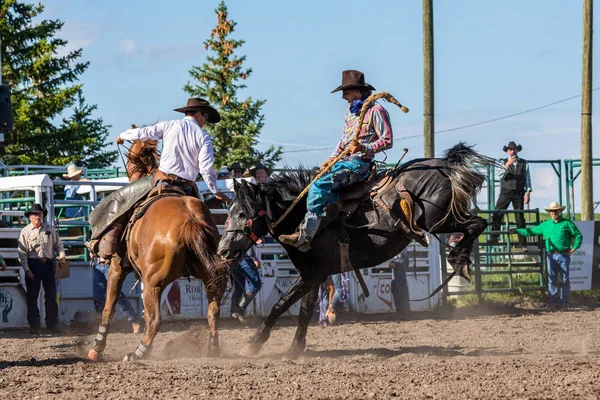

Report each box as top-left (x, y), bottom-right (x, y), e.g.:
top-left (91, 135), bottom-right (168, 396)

top-left (238, 291), bottom-right (256, 311)
top-left (97, 225), bottom-right (123, 261)
top-left (279, 212), bottom-right (322, 252)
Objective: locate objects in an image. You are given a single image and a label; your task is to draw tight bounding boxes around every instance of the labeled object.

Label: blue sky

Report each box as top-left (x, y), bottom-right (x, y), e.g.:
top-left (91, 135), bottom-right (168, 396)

top-left (43, 0), bottom-right (600, 213)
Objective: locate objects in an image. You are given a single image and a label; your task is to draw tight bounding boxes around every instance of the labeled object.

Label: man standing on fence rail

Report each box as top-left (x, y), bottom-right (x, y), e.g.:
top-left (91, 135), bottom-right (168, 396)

top-left (510, 202), bottom-right (582, 309)
top-left (489, 141), bottom-right (532, 247)
top-left (17, 203), bottom-right (67, 332)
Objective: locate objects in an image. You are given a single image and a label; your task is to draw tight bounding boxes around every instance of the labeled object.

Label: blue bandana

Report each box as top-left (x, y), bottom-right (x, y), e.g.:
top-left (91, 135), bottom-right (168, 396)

top-left (349, 94), bottom-right (369, 115)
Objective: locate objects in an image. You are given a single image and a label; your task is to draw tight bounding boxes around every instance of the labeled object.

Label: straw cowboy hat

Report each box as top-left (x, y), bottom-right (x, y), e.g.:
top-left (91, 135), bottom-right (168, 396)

top-left (544, 201), bottom-right (566, 213)
top-left (331, 70), bottom-right (376, 93)
top-left (173, 98), bottom-right (221, 123)
top-left (24, 203), bottom-right (47, 218)
top-left (249, 162), bottom-right (272, 177)
top-left (62, 164), bottom-right (83, 179)
top-left (503, 141), bottom-right (522, 152)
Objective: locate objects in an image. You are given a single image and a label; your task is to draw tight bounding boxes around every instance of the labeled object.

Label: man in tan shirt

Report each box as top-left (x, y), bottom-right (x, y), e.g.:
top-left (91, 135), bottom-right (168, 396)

top-left (17, 203), bottom-right (66, 332)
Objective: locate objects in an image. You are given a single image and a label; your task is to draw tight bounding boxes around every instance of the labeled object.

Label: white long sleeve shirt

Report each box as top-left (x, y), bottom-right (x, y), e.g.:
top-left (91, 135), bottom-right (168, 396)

top-left (119, 116), bottom-right (218, 193)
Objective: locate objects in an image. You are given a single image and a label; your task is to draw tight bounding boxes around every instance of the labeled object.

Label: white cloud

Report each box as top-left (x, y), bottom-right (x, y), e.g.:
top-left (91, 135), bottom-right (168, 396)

top-left (118, 39), bottom-right (137, 55)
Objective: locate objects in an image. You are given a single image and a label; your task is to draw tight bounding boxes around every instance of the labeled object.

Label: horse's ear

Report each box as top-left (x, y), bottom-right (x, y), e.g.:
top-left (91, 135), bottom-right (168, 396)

top-left (232, 179), bottom-right (240, 190)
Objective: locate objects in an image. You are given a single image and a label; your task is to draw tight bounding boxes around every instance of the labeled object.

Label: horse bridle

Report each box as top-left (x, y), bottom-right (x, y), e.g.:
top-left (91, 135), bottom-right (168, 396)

top-left (224, 209), bottom-right (271, 245)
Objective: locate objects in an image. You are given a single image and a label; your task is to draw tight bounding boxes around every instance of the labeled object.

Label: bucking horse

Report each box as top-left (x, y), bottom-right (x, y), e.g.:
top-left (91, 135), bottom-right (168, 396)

top-left (217, 142), bottom-right (496, 358)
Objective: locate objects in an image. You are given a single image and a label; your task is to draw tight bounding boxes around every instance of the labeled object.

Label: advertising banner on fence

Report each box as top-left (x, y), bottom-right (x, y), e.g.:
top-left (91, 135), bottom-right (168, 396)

top-left (568, 221), bottom-right (600, 291)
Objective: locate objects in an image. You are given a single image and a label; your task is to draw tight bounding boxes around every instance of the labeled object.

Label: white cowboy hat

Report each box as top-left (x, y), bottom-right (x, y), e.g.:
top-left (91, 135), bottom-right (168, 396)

top-left (544, 201), bottom-right (566, 212)
top-left (62, 164), bottom-right (83, 179)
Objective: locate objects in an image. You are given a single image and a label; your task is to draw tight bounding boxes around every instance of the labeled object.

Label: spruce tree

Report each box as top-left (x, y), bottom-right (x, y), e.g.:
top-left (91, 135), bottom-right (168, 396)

top-left (0, 0), bottom-right (116, 166)
top-left (184, 0), bottom-right (280, 169)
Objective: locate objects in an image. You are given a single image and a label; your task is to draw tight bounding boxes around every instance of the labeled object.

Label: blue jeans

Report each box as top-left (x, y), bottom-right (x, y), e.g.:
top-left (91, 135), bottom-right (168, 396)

top-left (25, 260), bottom-right (58, 328)
top-left (231, 256), bottom-right (262, 312)
top-left (93, 264), bottom-right (140, 322)
top-left (307, 158), bottom-right (370, 216)
top-left (321, 274), bottom-right (342, 316)
top-left (547, 253), bottom-right (570, 306)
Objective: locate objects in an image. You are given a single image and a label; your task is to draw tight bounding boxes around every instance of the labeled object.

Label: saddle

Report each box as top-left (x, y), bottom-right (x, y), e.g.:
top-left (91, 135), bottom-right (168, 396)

top-left (325, 169), bottom-right (428, 248)
top-left (122, 183), bottom-right (187, 242)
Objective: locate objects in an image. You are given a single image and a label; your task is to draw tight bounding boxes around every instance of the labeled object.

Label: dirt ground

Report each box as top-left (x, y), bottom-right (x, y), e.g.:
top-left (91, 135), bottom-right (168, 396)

top-left (2, 303), bottom-right (600, 399)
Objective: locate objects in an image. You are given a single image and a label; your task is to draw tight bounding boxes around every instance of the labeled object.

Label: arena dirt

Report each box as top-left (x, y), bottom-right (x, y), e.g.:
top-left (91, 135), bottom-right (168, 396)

top-left (2, 303), bottom-right (600, 399)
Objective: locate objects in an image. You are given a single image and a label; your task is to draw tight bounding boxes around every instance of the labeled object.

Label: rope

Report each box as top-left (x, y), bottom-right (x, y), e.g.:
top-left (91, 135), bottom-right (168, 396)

top-left (270, 91), bottom-right (409, 229)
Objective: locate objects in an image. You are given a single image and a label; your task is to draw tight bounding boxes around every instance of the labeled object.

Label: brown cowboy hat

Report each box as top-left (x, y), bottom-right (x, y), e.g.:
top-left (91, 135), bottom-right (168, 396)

top-left (503, 141), bottom-right (522, 152)
top-left (24, 203), bottom-right (47, 218)
top-left (331, 70), bottom-right (376, 93)
top-left (544, 201), bottom-right (566, 213)
top-left (173, 98), bottom-right (221, 123)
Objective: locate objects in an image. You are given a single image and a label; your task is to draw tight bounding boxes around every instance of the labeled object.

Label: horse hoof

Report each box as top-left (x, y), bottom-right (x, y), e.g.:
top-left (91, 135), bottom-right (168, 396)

top-left (122, 353), bottom-right (137, 362)
top-left (240, 342), bottom-right (261, 357)
top-left (207, 346), bottom-right (221, 358)
top-left (87, 349), bottom-right (101, 362)
top-left (282, 347), bottom-right (303, 360)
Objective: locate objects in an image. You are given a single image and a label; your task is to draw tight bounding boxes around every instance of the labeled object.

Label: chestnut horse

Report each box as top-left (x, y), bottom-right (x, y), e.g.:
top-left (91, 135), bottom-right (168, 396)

top-left (87, 139), bottom-right (228, 361)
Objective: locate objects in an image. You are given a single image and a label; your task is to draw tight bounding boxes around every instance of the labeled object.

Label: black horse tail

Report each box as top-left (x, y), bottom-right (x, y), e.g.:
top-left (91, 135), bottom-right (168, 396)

top-left (180, 218), bottom-right (230, 298)
top-left (442, 142), bottom-right (498, 220)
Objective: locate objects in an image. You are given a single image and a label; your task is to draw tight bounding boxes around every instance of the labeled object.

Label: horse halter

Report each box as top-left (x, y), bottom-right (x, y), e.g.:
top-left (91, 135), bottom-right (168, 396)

top-left (224, 210), bottom-right (269, 245)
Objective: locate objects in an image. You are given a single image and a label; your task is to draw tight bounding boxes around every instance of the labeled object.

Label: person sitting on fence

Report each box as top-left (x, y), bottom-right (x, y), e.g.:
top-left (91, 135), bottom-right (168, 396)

top-left (92, 257), bottom-right (142, 333)
top-left (249, 162), bottom-right (271, 184)
top-left (17, 204), bottom-right (67, 333)
top-left (279, 70), bottom-right (393, 251)
top-left (228, 162), bottom-right (245, 179)
top-left (510, 202), bottom-right (582, 309)
top-left (62, 163), bottom-right (88, 218)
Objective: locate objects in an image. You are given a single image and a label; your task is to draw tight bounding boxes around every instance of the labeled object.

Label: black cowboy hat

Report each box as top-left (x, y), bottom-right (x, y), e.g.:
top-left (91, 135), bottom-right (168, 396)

top-left (249, 162), bottom-right (272, 177)
top-left (503, 141), bottom-right (522, 152)
top-left (331, 70), bottom-right (376, 93)
top-left (24, 203), bottom-right (47, 218)
top-left (173, 98), bottom-right (221, 123)
top-left (228, 162), bottom-right (245, 172)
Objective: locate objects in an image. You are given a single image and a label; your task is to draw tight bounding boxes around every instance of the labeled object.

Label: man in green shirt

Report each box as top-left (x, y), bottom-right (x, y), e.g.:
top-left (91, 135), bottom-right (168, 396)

top-left (510, 202), bottom-right (582, 308)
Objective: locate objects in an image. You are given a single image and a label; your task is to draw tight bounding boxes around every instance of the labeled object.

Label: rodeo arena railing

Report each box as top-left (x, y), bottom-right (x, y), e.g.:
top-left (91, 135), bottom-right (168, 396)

top-left (0, 158), bottom-right (596, 329)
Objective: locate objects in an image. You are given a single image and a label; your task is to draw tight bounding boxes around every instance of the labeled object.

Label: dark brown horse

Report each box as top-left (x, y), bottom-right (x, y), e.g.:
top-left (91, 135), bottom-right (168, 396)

top-left (87, 139), bottom-right (227, 361)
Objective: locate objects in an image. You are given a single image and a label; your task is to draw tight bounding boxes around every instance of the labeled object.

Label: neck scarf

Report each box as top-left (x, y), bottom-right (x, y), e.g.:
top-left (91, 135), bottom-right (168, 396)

top-left (349, 94), bottom-right (369, 116)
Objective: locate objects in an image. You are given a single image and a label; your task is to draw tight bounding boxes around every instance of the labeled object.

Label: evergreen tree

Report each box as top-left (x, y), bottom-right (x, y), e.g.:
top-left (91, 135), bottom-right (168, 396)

top-left (184, 0), bottom-right (280, 169)
top-left (0, 0), bottom-right (116, 166)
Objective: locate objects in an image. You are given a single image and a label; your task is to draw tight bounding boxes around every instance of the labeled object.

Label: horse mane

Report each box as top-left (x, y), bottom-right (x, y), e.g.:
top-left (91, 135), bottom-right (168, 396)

top-left (127, 140), bottom-right (160, 181)
top-left (235, 169), bottom-right (314, 216)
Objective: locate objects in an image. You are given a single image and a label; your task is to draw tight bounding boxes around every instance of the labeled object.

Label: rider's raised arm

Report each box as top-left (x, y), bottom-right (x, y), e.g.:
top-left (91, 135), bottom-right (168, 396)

top-left (119, 121), bottom-right (172, 142)
top-left (362, 107), bottom-right (393, 157)
top-left (197, 133), bottom-right (218, 194)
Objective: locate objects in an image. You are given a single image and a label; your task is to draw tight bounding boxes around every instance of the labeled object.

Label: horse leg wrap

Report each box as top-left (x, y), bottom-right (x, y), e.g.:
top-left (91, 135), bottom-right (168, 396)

top-left (92, 324), bottom-right (110, 352)
top-left (133, 342), bottom-right (152, 359)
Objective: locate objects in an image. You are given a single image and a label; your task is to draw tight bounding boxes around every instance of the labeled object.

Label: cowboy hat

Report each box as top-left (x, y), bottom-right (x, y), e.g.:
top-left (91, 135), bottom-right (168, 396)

top-left (249, 162), bottom-right (272, 177)
top-left (24, 203), bottom-right (47, 218)
top-left (173, 98), bottom-right (221, 123)
top-left (62, 164), bottom-right (83, 179)
top-left (544, 201), bottom-right (566, 213)
top-left (228, 162), bottom-right (245, 172)
top-left (331, 70), bottom-right (376, 93)
top-left (503, 141), bottom-right (522, 152)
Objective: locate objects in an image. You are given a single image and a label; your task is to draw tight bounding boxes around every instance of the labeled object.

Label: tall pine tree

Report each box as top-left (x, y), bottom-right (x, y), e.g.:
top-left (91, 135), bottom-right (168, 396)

top-left (184, 1), bottom-right (280, 169)
top-left (0, 0), bottom-right (116, 166)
